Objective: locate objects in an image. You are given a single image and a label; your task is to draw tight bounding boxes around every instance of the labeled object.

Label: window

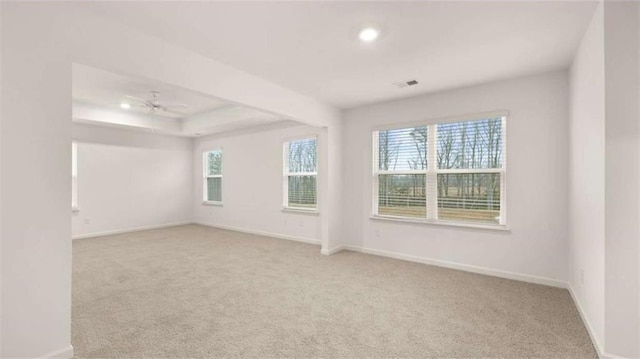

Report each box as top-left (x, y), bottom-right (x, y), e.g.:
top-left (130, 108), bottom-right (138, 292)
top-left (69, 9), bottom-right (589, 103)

top-left (72, 142), bottom-right (78, 210)
top-left (203, 150), bottom-right (223, 204)
top-left (283, 137), bottom-right (317, 210)
top-left (373, 114), bottom-right (506, 226)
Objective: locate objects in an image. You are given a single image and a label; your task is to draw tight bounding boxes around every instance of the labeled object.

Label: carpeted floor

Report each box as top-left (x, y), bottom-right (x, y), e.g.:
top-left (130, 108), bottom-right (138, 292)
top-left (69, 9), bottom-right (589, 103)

top-left (72, 224), bottom-right (596, 358)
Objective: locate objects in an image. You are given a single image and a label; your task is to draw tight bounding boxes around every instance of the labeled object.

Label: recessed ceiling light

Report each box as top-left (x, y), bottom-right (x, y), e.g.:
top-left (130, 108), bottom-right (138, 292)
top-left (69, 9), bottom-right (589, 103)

top-left (120, 103), bottom-right (131, 109)
top-left (359, 27), bottom-right (380, 43)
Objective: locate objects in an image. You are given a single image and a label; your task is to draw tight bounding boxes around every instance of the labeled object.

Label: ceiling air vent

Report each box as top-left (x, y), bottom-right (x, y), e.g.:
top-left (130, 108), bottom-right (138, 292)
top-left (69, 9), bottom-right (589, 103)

top-left (393, 79), bottom-right (419, 89)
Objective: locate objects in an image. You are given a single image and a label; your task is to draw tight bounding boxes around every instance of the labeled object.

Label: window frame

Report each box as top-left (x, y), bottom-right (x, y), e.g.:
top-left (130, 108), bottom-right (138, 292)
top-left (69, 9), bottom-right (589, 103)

top-left (203, 149), bottom-right (223, 206)
top-left (282, 136), bottom-right (319, 213)
top-left (371, 111), bottom-right (508, 230)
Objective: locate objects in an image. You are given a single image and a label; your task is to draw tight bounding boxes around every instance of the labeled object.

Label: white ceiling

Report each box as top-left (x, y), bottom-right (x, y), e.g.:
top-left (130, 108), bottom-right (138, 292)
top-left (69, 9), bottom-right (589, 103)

top-left (73, 64), bottom-right (229, 119)
top-left (72, 64), bottom-right (285, 136)
top-left (78, 1), bottom-right (598, 109)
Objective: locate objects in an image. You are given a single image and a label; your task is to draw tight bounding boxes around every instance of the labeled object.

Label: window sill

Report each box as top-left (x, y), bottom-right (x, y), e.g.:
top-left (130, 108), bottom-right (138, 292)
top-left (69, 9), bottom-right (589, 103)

top-left (369, 215), bottom-right (510, 232)
top-left (202, 201), bottom-right (223, 206)
top-left (282, 207), bottom-right (319, 215)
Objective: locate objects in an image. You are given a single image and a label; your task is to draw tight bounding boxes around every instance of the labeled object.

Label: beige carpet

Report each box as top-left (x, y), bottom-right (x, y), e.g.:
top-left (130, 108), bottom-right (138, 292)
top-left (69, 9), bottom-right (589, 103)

top-left (72, 224), bottom-right (596, 358)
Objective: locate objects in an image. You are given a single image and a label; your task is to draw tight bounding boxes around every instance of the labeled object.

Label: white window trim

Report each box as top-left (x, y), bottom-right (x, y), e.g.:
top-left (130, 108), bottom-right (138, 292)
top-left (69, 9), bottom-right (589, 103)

top-left (283, 136), bottom-right (318, 211)
top-left (281, 207), bottom-right (320, 215)
top-left (371, 112), bottom-right (508, 229)
top-left (203, 149), bottom-right (223, 205)
top-left (202, 200), bottom-right (223, 207)
top-left (369, 214), bottom-right (510, 231)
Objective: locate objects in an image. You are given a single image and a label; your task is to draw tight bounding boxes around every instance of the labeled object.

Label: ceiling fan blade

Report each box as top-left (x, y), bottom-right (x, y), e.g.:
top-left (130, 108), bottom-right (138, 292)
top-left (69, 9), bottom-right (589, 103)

top-left (125, 95), bottom-right (152, 106)
top-left (160, 108), bottom-right (188, 115)
top-left (163, 104), bottom-right (189, 111)
top-left (165, 103), bottom-right (189, 109)
top-left (107, 103), bottom-right (148, 109)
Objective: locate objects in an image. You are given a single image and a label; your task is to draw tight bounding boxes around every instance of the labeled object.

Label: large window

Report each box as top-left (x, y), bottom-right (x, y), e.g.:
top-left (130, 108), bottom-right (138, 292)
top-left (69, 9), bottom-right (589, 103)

top-left (373, 114), bottom-right (506, 226)
top-left (283, 137), bottom-right (317, 210)
top-left (203, 150), bottom-right (223, 204)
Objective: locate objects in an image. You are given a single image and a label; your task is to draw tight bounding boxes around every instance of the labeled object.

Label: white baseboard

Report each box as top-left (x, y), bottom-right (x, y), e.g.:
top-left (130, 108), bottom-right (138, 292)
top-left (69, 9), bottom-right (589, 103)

top-left (71, 221), bottom-right (628, 358)
top-left (72, 221), bottom-right (193, 239)
top-left (196, 221), bottom-right (321, 246)
top-left (333, 244), bottom-right (566, 288)
top-left (603, 353), bottom-right (634, 359)
top-left (321, 245), bottom-right (345, 255)
top-left (332, 245), bottom-right (626, 357)
top-left (567, 284), bottom-right (637, 359)
top-left (568, 284), bottom-right (605, 358)
top-left (41, 345), bottom-right (73, 359)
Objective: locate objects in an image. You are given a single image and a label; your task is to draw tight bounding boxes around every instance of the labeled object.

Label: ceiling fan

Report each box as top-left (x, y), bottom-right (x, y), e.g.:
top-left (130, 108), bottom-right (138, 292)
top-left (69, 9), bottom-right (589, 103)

top-left (122, 91), bottom-right (189, 115)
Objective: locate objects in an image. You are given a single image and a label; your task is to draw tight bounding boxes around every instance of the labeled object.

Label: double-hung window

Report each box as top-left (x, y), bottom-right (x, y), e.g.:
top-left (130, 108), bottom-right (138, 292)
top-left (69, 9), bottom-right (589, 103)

top-left (283, 137), bottom-right (317, 210)
top-left (203, 150), bottom-right (223, 204)
top-left (373, 114), bottom-right (506, 227)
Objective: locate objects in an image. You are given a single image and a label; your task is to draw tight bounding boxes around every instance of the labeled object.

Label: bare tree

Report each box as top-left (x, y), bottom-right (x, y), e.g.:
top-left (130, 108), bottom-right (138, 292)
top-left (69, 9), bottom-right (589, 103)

top-left (288, 140), bottom-right (318, 206)
top-left (437, 128), bottom-right (455, 197)
top-left (377, 130), bottom-right (401, 207)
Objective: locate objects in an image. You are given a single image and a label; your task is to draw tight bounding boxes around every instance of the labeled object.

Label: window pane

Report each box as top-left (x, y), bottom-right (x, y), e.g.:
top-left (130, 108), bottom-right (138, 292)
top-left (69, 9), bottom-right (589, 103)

top-left (207, 177), bottom-right (222, 202)
top-left (288, 175), bottom-right (316, 208)
top-left (378, 174), bottom-right (426, 218)
top-left (437, 118), bottom-right (503, 169)
top-left (207, 151), bottom-right (223, 176)
top-left (288, 138), bottom-right (317, 173)
top-left (437, 173), bottom-right (501, 224)
top-left (378, 127), bottom-right (427, 171)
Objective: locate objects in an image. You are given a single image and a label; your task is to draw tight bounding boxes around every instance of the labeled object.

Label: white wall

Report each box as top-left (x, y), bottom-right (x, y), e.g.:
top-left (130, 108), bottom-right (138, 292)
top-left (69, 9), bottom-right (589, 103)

top-left (343, 71), bottom-right (569, 285)
top-left (193, 124), bottom-right (322, 244)
top-left (2, 2), bottom-right (638, 358)
top-left (1, 5), bottom-right (73, 358)
top-left (0, 2), bottom-right (4, 356)
top-left (568, 2), bottom-right (605, 353)
top-left (72, 124), bottom-right (193, 238)
top-left (603, 2), bottom-right (640, 358)
top-left (320, 124), bottom-right (346, 253)
top-left (0, 2), bottom-right (338, 356)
